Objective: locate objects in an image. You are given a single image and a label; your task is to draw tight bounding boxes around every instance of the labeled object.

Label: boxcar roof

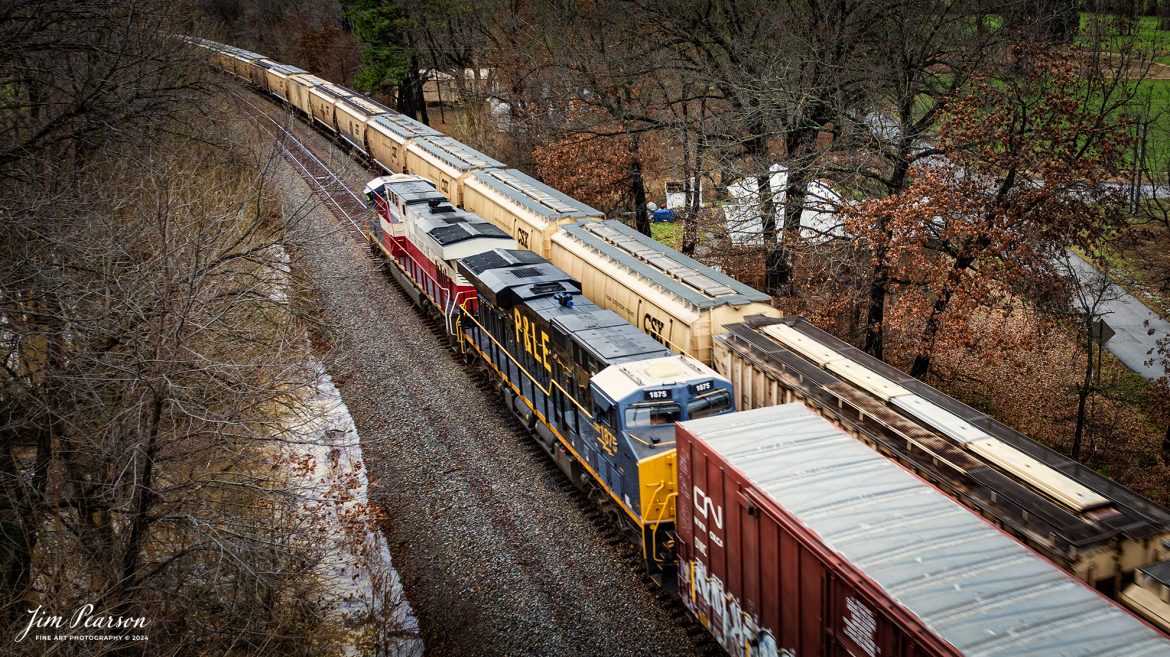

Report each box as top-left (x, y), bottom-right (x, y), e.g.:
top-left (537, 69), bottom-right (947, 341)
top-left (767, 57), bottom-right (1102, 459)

top-left (558, 220), bottom-right (771, 309)
top-left (468, 169), bottom-right (602, 222)
top-left (680, 403), bottom-right (1170, 657)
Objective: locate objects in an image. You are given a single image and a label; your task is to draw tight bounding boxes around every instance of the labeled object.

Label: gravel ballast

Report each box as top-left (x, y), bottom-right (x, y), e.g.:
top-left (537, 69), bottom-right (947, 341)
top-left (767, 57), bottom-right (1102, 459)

top-left (269, 106), bottom-right (712, 657)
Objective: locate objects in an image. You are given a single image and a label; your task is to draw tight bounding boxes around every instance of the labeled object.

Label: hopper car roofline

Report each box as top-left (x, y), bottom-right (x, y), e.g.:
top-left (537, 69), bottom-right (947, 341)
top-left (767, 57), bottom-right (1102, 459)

top-left (468, 168), bottom-right (603, 223)
top-left (558, 220), bottom-right (771, 309)
top-left (411, 136), bottom-right (505, 173)
top-left (368, 114), bottom-right (443, 141)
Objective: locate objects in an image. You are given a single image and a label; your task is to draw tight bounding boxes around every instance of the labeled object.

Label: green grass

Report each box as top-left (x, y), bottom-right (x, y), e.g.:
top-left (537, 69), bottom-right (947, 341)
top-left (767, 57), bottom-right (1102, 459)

top-left (1080, 14), bottom-right (1170, 65)
top-left (651, 221), bottom-right (683, 250)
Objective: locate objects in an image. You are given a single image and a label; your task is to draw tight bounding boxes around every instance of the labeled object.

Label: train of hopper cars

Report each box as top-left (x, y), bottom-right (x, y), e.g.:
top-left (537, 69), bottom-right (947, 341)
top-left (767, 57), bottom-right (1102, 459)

top-left (190, 35), bottom-right (1170, 654)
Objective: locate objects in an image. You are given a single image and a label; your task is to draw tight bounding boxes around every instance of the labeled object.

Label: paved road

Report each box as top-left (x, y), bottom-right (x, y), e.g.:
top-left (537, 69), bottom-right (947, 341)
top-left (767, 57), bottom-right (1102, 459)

top-left (1067, 250), bottom-right (1170, 380)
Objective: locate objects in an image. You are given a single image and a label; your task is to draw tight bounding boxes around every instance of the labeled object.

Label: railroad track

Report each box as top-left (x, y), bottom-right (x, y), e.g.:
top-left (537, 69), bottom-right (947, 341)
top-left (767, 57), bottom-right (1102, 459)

top-left (237, 89), bottom-right (725, 655)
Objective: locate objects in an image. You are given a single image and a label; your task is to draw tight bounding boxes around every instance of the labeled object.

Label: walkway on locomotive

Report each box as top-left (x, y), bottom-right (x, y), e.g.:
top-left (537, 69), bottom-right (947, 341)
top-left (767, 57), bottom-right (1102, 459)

top-left (456, 248), bottom-right (735, 524)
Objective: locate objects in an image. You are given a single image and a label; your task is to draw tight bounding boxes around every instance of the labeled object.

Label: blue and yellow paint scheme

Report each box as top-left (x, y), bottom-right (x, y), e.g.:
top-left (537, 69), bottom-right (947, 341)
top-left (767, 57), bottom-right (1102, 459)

top-left (455, 249), bottom-right (734, 581)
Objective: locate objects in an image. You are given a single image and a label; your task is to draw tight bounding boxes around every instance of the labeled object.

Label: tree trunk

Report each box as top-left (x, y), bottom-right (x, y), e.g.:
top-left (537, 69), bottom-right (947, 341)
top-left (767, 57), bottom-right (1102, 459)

top-left (1072, 327), bottom-right (1094, 461)
top-left (631, 135), bottom-right (650, 236)
top-left (413, 53), bottom-right (430, 125)
top-left (909, 252), bottom-right (975, 377)
top-left (757, 169), bottom-right (784, 289)
top-left (1162, 421), bottom-right (1170, 463)
top-left (862, 247), bottom-right (888, 359)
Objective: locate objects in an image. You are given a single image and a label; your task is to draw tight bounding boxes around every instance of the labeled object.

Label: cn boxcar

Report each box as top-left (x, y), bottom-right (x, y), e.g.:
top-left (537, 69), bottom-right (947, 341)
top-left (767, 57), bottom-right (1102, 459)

top-left (403, 136), bottom-right (503, 205)
top-left (461, 168), bottom-right (603, 257)
top-left (713, 315), bottom-right (1170, 602)
top-left (550, 220), bottom-right (779, 365)
top-left (676, 403), bottom-right (1170, 657)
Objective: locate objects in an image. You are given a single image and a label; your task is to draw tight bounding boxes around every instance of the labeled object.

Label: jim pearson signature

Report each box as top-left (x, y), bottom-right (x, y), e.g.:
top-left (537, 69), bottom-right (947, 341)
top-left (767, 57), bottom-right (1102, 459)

top-left (15, 604), bottom-right (149, 643)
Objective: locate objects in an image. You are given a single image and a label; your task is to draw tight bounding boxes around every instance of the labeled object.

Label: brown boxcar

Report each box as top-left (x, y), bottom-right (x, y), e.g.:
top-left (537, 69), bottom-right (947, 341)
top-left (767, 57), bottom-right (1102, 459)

top-left (675, 403), bottom-right (1170, 657)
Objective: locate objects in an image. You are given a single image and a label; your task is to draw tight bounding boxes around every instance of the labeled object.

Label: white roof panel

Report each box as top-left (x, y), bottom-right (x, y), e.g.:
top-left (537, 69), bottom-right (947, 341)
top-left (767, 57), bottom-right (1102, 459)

top-left (824, 360), bottom-right (911, 401)
top-left (967, 438), bottom-right (1109, 512)
top-left (890, 393), bottom-right (989, 445)
top-left (761, 323), bottom-right (846, 368)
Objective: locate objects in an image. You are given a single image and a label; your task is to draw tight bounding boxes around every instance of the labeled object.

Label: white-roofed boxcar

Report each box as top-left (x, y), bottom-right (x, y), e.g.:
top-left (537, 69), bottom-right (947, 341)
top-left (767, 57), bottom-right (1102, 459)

top-left (677, 403), bottom-right (1170, 657)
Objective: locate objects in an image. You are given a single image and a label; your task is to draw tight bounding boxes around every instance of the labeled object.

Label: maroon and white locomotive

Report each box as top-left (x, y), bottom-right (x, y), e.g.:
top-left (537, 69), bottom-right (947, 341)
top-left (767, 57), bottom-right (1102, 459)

top-left (363, 174), bottom-right (516, 332)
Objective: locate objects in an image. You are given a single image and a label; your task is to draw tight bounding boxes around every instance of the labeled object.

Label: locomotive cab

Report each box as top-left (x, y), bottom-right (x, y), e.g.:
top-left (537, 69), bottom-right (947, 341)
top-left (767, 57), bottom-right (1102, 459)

top-left (363, 174), bottom-right (438, 256)
top-left (590, 355), bottom-right (734, 584)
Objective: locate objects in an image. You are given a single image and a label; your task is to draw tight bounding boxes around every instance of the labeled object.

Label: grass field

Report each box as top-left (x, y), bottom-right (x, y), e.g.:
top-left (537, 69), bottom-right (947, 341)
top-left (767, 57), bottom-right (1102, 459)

top-left (650, 220), bottom-right (682, 250)
top-left (1082, 14), bottom-right (1170, 64)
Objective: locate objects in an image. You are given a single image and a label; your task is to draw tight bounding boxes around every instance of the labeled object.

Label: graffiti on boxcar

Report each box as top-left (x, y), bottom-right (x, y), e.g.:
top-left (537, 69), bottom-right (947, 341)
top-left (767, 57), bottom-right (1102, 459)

top-left (688, 559), bottom-right (785, 657)
top-left (843, 596), bottom-right (878, 657)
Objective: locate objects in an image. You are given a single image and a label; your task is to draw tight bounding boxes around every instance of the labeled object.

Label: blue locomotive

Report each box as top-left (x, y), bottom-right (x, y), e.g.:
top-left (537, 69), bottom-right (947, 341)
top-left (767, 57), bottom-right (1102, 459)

top-left (456, 249), bottom-right (735, 583)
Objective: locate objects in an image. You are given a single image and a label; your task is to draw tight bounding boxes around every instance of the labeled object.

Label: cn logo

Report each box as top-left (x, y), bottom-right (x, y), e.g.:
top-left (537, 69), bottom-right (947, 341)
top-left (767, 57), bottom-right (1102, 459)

top-left (693, 486), bottom-right (724, 530)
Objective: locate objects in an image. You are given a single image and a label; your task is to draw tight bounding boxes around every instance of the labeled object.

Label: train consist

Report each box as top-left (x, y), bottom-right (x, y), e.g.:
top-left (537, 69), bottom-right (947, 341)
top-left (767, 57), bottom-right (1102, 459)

top-left (192, 36), bottom-right (1170, 654)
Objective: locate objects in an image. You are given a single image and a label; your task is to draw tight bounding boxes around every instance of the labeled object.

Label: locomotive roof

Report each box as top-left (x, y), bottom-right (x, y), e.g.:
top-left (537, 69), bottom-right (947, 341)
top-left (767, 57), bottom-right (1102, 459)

top-left (593, 354), bottom-right (716, 403)
top-left (382, 178), bottom-right (443, 203)
top-left (368, 113), bottom-right (442, 143)
top-left (459, 249), bottom-right (580, 309)
top-left (411, 136), bottom-right (504, 173)
top-left (559, 220), bottom-right (771, 309)
top-left (681, 404), bottom-right (1170, 657)
top-left (467, 169), bottom-right (603, 223)
top-left (428, 222), bottom-right (512, 246)
top-left (459, 249), bottom-right (671, 366)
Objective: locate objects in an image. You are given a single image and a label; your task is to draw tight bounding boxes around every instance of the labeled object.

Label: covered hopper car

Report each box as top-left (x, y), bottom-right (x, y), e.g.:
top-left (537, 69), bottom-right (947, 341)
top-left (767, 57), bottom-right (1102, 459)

top-left (551, 219), bottom-right (781, 364)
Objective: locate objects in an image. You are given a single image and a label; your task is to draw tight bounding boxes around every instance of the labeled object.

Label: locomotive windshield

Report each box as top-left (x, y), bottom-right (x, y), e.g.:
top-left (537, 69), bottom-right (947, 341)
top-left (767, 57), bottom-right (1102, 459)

top-left (686, 390), bottom-right (731, 420)
top-left (625, 402), bottom-right (682, 428)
